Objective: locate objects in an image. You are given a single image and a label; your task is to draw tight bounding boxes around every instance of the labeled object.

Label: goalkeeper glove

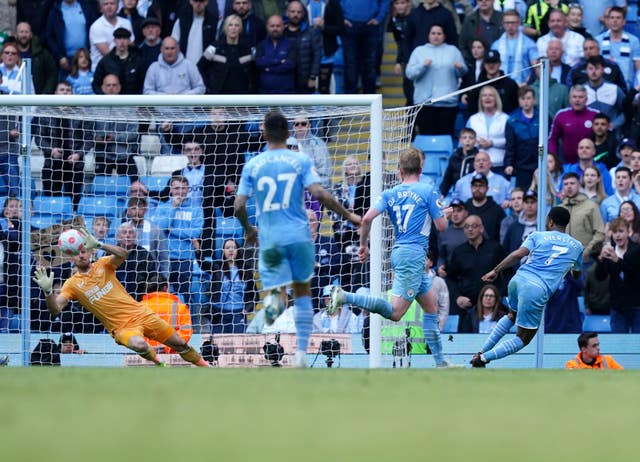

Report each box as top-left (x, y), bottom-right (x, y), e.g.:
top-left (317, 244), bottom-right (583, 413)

top-left (78, 227), bottom-right (102, 250)
top-left (33, 267), bottom-right (54, 296)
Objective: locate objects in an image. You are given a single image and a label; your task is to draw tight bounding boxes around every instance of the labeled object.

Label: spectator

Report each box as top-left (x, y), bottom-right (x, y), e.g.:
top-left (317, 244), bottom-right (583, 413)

top-left (619, 200), bottom-right (640, 244)
top-left (583, 240), bottom-right (610, 315)
top-left (583, 55), bottom-right (625, 131)
top-left (172, 0), bottom-right (218, 66)
top-left (340, 0), bottom-right (389, 94)
top-left (468, 283), bottom-right (507, 334)
top-left (542, 39), bottom-right (571, 87)
top-left (0, 42), bottom-right (34, 94)
top-left (405, 23), bottom-right (466, 138)
top-left (118, 0), bottom-right (145, 46)
top-left (152, 141), bottom-right (206, 207)
top-left (565, 332), bottom-right (624, 369)
top-left (502, 188), bottom-right (537, 255)
top-left (523, 0), bottom-right (568, 40)
top-left (596, 6), bottom-right (640, 91)
top-left (292, 113), bottom-right (331, 188)
top-left (138, 17), bottom-right (162, 78)
top-left (530, 152), bottom-right (563, 208)
top-left (549, 84), bottom-right (598, 164)
top-left (14, 22), bottom-right (57, 94)
top-left (499, 187), bottom-right (524, 244)
top-left (250, 0), bottom-right (287, 21)
top-left (458, 0), bottom-right (502, 64)
top-left (33, 81), bottom-right (89, 210)
top-left (563, 138), bottom-right (614, 196)
top-left (466, 86), bottom-right (510, 173)
top-left (454, 151), bottom-right (511, 207)
top-left (560, 172), bottom-right (606, 261)
top-left (255, 14), bottom-right (296, 94)
top-left (230, 0), bottom-right (266, 48)
top-left (566, 37), bottom-right (626, 90)
top-left (305, 208), bottom-right (341, 310)
top-left (565, 2), bottom-right (590, 39)
top-left (313, 284), bottom-right (358, 333)
top-left (531, 55), bottom-right (569, 122)
top-left (606, 138), bottom-right (634, 180)
top-left (466, 50), bottom-right (519, 117)
top-left (464, 172), bottom-right (506, 241)
top-left (445, 214), bottom-right (505, 334)
top-left (536, 9), bottom-right (584, 67)
top-left (141, 274), bottom-right (193, 353)
top-left (143, 37), bottom-right (205, 94)
top-left (436, 197), bottom-right (468, 277)
top-left (59, 332), bottom-right (86, 354)
top-left (92, 27), bottom-right (144, 94)
top-left (307, 0), bottom-right (344, 95)
top-left (283, 0), bottom-right (322, 94)
top-left (44, 0), bottom-right (98, 77)
top-left (197, 14), bottom-right (257, 94)
top-left (440, 127), bottom-right (477, 198)
top-left (600, 166), bottom-right (640, 224)
top-left (93, 74), bottom-right (140, 179)
top-left (0, 86), bottom-right (20, 197)
top-left (545, 272), bottom-right (583, 334)
top-left (595, 217), bottom-right (640, 333)
top-left (0, 197), bottom-right (22, 332)
top-left (114, 222), bottom-right (158, 300)
top-left (491, 9), bottom-right (538, 85)
top-left (65, 48), bottom-right (94, 94)
top-left (332, 154), bottom-right (363, 248)
top-left (593, 113), bottom-right (619, 171)
top-left (125, 196), bottom-right (169, 277)
top-left (15, 0), bottom-right (57, 40)
top-left (150, 175), bottom-right (204, 307)
top-left (89, 0), bottom-right (134, 71)
top-left (460, 39), bottom-right (487, 101)
top-left (504, 86), bottom-right (540, 189)
top-left (91, 215), bottom-right (111, 258)
top-left (580, 166), bottom-right (608, 205)
top-left (147, 0), bottom-right (184, 38)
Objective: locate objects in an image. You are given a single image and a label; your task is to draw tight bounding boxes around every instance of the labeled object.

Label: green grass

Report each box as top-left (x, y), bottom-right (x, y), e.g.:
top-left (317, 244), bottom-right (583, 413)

top-left (2, 369), bottom-right (638, 462)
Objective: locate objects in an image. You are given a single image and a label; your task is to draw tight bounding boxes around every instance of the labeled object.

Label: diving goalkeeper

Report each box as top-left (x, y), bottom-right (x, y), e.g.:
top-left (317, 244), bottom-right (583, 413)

top-left (33, 228), bottom-right (209, 367)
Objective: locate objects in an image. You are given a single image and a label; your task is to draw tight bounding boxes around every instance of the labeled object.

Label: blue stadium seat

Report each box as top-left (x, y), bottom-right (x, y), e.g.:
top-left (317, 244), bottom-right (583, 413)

top-left (31, 214), bottom-right (62, 229)
top-left (422, 154), bottom-right (448, 177)
top-left (582, 315), bottom-right (612, 333)
top-left (140, 175), bottom-right (169, 193)
top-left (413, 135), bottom-right (454, 156)
top-left (577, 296), bottom-right (586, 314)
top-left (78, 196), bottom-right (121, 218)
top-left (442, 315), bottom-right (459, 333)
top-left (215, 216), bottom-right (243, 237)
top-left (33, 195), bottom-right (74, 220)
top-left (91, 175), bottom-right (130, 196)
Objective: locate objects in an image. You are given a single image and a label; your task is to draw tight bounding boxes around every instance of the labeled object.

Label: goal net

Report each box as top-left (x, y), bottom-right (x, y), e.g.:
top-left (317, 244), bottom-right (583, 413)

top-left (0, 94), bottom-right (420, 367)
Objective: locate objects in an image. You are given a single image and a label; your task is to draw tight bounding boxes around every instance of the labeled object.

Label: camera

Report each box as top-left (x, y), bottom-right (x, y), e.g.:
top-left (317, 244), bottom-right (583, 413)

top-left (392, 328), bottom-right (412, 368)
top-left (320, 339), bottom-right (341, 368)
top-left (263, 333), bottom-right (285, 367)
top-left (201, 336), bottom-right (220, 366)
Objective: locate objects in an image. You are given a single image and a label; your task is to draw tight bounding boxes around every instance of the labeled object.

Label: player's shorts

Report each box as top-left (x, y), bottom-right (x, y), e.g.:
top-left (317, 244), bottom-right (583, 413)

top-left (112, 311), bottom-right (176, 347)
top-left (390, 246), bottom-right (430, 302)
top-left (508, 274), bottom-right (548, 330)
top-left (258, 241), bottom-right (315, 290)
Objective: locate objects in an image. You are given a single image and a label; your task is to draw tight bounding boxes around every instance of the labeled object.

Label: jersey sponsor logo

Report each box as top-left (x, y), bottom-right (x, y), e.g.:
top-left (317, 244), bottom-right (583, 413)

top-left (85, 281), bottom-right (114, 304)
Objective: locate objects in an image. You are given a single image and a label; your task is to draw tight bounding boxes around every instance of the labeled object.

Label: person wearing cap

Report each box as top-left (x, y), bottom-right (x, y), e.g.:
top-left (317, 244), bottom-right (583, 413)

top-left (592, 113), bottom-right (619, 171)
top-left (436, 197), bottom-right (468, 278)
top-left (138, 17), bottom-right (162, 76)
top-left (607, 137), bottom-right (635, 182)
top-left (490, 10), bottom-right (538, 86)
top-left (458, 0), bottom-right (503, 64)
top-left (536, 9), bottom-right (585, 67)
top-left (92, 27), bottom-right (144, 94)
top-left (89, 0), bottom-right (135, 71)
top-left (466, 50), bottom-right (519, 116)
top-left (453, 151), bottom-right (512, 207)
top-left (59, 332), bottom-right (86, 354)
top-left (313, 285), bottom-right (359, 334)
top-left (171, 0), bottom-right (218, 66)
top-left (502, 189), bottom-right (538, 256)
top-left (464, 172), bottom-right (506, 241)
top-left (565, 332), bottom-right (623, 369)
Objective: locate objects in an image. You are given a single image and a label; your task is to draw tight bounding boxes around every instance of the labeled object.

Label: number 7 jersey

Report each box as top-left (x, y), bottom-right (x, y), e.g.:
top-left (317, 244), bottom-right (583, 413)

top-left (238, 148), bottom-right (321, 247)
top-left (518, 231), bottom-right (584, 298)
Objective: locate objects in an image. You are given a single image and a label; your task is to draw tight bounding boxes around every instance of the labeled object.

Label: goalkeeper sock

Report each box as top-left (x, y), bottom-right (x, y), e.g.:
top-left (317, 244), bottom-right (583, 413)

top-left (483, 337), bottom-right (525, 362)
top-left (344, 291), bottom-right (393, 319)
top-left (481, 315), bottom-right (515, 353)
top-left (423, 313), bottom-right (445, 366)
top-left (138, 346), bottom-right (161, 365)
top-left (294, 296), bottom-right (313, 353)
top-left (178, 346), bottom-right (209, 367)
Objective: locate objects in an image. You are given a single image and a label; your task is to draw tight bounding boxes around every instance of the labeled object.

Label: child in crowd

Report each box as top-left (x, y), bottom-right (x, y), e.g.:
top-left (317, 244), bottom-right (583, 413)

top-left (440, 127), bottom-right (478, 198)
top-left (66, 48), bottom-right (94, 95)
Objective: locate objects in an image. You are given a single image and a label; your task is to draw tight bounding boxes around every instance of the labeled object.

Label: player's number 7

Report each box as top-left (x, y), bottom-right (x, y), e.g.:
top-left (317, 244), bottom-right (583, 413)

top-left (545, 244), bottom-right (568, 265)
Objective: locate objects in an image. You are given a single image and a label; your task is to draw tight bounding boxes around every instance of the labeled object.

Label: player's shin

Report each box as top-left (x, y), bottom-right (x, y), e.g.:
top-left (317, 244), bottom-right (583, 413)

top-left (138, 345), bottom-right (162, 365)
top-left (422, 313), bottom-right (445, 366)
top-left (345, 291), bottom-right (393, 319)
top-left (294, 296), bottom-right (313, 353)
top-left (177, 346), bottom-right (209, 367)
top-left (481, 315), bottom-right (515, 353)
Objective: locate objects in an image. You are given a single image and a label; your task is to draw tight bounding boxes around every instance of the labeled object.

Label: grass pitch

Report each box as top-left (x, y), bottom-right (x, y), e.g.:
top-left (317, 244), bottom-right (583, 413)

top-left (2, 368), bottom-right (637, 462)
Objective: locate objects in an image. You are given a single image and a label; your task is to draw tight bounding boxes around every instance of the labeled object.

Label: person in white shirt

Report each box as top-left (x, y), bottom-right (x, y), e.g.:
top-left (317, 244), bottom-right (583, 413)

top-left (89, 0), bottom-right (134, 70)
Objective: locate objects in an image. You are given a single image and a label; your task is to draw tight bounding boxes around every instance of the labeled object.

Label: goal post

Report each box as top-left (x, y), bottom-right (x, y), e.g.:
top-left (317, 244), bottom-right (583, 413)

top-left (0, 93), bottom-right (420, 368)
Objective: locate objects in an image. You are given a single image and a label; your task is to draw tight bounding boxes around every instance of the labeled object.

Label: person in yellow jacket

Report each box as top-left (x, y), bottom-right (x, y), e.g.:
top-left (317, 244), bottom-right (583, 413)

top-left (141, 274), bottom-right (193, 354)
top-left (565, 332), bottom-right (623, 369)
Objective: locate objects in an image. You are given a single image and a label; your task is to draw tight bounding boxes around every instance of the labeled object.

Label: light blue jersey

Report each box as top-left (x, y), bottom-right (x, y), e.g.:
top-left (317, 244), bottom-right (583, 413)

top-left (373, 181), bottom-right (443, 249)
top-left (237, 148), bottom-right (321, 247)
top-left (518, 231), bottom-right (583, 299)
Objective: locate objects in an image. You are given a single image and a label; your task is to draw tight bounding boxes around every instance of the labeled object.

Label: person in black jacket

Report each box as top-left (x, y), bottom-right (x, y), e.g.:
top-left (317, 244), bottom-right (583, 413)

top-left (230, 0), bottom-right (267, 48)
top-left (440, 127), bottom-right (477, 197)
top-left (118, 0), bottom-right (146, 46)
top-left (171, 0), bottom-right (219, 65)
top-left (464, 173), bottom-right (506, 242)
top-left (504, 86), bottom-right (540, 189)
top-left (197, 14), bottom-right (257, 94)
top-left (306, 0), bottom-right (344, 95)
top-left (283, 0), bottom-right (322, 94)
top-left (114, 222), bottom-right (159, 301)
top-left (92, 28), bottom-right (145, 94)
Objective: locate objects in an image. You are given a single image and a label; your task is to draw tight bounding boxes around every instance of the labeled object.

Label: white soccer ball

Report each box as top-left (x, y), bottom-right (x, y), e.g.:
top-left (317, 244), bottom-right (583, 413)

top-left (58, 229), bottom-right (86, 256)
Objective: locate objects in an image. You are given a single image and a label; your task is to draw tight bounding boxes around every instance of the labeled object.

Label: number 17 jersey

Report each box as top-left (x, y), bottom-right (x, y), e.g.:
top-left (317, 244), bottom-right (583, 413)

top-left (237, 148), bottom-right (321, 248)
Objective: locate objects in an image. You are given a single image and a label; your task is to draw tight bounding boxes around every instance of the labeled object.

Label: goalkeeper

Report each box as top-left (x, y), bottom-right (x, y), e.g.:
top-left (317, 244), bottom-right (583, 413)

top-left (33, 228), bottom-right (210, 367)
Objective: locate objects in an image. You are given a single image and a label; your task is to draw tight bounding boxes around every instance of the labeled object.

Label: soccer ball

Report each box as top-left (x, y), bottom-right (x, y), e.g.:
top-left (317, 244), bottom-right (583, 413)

top-left (58, 229), bottom-right (86, 256)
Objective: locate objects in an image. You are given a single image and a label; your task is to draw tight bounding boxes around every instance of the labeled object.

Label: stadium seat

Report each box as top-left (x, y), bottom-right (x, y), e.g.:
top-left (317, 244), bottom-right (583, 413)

top-left (582, 315), bottom-right (612, 333)
top-left (133, 156), bottom-right (148, 176)
top-left (422, 153), bottom-right (448, 177)
top-left (31, 214), bottom-right (62, 229)
top-left (78, 195), bottom-right (121, 218)
top-left (91, 175), bottom-right (130, 196)
top-left (577, 296), bottom-right (586, 314)
top-left (150, 155), bottom-right (188, 176)
top-left (215, 216), bottom-right (244, 237)
top-left (140, 134), bottom-right (161, 157)
top-left (442, 315), bottom-right (459, 333)
top-left (413, 135), bottom-right (454, 156)
top-left (141, 175), bottom-right (170, 193)
top-left (30, 154), bottom-right (44, 179)
top-left (33, 195), bottom-right (74, 220)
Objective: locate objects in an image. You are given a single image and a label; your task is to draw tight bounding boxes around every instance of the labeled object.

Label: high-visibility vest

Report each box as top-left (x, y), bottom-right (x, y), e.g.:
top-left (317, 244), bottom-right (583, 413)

top-left (381, 292), bottom-right (426, 355)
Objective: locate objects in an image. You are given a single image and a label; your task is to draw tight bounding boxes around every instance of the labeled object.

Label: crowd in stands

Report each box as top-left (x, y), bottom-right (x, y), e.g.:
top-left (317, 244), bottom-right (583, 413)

top-left (2, 0), bottom-right (640, 337)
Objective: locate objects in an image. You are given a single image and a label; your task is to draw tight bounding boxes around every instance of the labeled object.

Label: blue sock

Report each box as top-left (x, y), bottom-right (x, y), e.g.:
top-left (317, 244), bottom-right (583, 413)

top-left (481, 316), bottom-right (514, 353)
top-left (423, 313), bottom-right (445, 366)
top-left (483, 337), bottom-right (525, 362)
top-left (294, 296), bottom-right (313, 353)
top-left (344, 291), bottom-right (393, 319)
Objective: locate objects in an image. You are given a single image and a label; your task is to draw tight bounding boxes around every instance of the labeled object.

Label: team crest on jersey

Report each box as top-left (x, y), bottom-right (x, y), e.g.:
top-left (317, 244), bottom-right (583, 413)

top-left (407, 289), bottom-right (415, 298)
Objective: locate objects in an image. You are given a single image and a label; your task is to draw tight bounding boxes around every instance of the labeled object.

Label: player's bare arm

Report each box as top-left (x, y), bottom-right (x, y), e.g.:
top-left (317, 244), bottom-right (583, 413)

top-left (307, 183), bottom-right (361, 226)
top-left (482, 246), bottom-right (530, 282)
top-left (357, 208), bottom-right (380, 262)
top-left (234, 193), bottom-right (258, 244)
